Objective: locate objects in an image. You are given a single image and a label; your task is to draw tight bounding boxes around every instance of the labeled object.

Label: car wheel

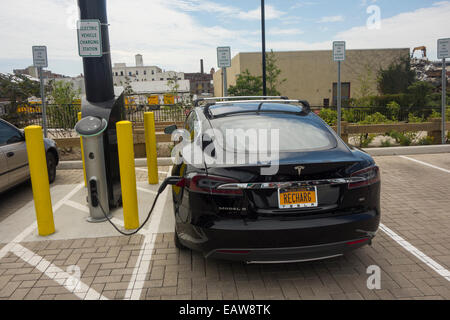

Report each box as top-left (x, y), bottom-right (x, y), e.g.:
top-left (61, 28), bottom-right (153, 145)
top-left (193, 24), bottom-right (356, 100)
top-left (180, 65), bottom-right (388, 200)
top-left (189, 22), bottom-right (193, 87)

top-left (174, 230), bottom-right (186, 250)
top-left (46, 152), bottom-right (57, 184)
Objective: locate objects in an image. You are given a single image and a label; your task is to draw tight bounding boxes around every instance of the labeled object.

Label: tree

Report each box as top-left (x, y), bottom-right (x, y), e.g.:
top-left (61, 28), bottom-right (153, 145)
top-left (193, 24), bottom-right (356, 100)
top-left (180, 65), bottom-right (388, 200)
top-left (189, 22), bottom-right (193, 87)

top-left (228, 70), bottom-right (263, 96)
top-left (407, 81), bottom-right (434, 107)
top-left (47, 80), bottom-right (81, 131)
top-left (48, 80), bottom-right (80, 105)
top-left (265, 50), bottom-right (286, 96)
top-left (0, 73), bottom-right (40, 114)
top-left (123, 76), bottom-right (134, 96)
top-left (377, 56), bottom-right (416, 94)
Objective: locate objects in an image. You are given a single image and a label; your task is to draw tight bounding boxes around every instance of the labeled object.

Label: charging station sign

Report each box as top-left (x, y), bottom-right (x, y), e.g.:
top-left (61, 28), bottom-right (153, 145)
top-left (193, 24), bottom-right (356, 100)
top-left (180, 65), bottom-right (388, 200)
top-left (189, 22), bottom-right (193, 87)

top-left (77, 20), bottom-right (103, 57)
top-left (333, 41), bottom-right (346, 61)
top-left (217, 47), bottom-right (231, 68)
top-left (32, 46), bottom-right (48, 68)
top-left (438, 38), bottom-right (450, 59)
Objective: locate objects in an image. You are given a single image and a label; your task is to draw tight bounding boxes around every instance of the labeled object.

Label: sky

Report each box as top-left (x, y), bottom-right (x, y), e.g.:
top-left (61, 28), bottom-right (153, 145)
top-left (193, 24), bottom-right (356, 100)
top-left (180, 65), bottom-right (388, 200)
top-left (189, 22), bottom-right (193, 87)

top-left (0, 0), bottom-right (449, 77)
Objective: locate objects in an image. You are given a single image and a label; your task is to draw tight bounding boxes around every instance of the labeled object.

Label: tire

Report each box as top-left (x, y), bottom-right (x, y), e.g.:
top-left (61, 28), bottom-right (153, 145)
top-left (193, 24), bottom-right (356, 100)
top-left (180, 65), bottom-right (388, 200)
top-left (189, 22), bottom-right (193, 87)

top-left (174, 230), bottom-right (186, 250)
top-left (46, 152), bottom-right (57, 184)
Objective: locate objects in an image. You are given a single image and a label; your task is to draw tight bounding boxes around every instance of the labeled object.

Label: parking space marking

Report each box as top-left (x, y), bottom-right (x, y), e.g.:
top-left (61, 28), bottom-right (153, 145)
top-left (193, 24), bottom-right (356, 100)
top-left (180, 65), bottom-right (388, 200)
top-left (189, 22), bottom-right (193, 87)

top-left (135, 167), bottom-right (170, 176)
top-left (400, 156), bottom-right (450, 174)
top-left (380, 223), bottom-right (450, 282)
top-left (125, 168), bottom-right (172, 300)
top-left (137, 187), bottom-right (158, 195)
top-left (65, 200), bottom-right (90, 213)
top-left (11, 243), bottom-right (108, 300)
top-left (0, 183), bottom-right (84, 261)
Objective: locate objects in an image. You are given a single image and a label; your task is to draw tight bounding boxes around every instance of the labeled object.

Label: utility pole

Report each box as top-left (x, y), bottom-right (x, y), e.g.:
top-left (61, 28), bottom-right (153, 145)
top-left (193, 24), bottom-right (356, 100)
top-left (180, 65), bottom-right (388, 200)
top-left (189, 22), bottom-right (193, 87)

top-left (333, 41), bottom-right (346, 138)
top-left (261, 0), bottom-right (267, 96)
top-left (443, 58), bottom-right (447, 144)
top-left (39, 67), bottom-right (47, 138)
top-left (438, 38), bottom-right (449, 144)
top-left (32, 46), bottom-right (48, 137)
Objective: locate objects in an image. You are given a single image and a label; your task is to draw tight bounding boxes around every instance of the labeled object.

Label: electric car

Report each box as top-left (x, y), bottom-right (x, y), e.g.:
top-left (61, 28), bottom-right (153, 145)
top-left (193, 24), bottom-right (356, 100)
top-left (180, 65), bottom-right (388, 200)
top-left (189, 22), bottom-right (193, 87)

top-left (168, 97), bottom-right (380, 263)
top-left (0, 118), bottom-right (59, 193)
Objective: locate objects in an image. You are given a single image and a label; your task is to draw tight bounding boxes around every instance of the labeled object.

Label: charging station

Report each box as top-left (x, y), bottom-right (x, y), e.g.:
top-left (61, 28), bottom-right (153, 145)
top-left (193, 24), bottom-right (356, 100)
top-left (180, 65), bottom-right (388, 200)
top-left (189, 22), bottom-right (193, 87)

top-left (75, 0), bottom-right (124, 222)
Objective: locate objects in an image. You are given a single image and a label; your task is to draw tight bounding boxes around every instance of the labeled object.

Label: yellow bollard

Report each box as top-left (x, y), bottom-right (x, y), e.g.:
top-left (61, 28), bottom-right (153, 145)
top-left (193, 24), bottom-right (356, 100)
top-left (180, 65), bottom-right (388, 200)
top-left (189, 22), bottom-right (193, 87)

top-left (144, 112), bottom-right (159, 184)
top-left (24, 126), bottom-right (55, 236)
top-left (116, 121), bottom-right (139, 230)
top-left (78, 112), bottom-right (87, 187)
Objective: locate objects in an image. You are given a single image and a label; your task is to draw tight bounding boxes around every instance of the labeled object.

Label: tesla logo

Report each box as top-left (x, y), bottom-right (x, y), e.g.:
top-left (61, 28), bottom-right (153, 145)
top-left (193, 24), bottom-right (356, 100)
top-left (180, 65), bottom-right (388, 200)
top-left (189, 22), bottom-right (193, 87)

top-left (295, 166), bottom-right (305, 176)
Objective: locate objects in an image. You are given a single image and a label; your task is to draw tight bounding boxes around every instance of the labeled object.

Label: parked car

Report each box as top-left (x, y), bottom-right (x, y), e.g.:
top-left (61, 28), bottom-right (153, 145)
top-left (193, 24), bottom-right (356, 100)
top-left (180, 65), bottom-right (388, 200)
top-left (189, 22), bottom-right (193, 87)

top-left (0, 118), bottom-right (59, 193)
top-left (168, 96), bottom-right (380, 263)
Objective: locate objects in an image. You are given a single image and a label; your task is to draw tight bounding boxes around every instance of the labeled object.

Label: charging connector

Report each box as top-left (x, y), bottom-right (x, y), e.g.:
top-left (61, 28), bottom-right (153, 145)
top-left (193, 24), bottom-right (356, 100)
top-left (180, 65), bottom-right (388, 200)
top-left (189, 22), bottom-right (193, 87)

top-left (99, 176), bottom-right (183, 236)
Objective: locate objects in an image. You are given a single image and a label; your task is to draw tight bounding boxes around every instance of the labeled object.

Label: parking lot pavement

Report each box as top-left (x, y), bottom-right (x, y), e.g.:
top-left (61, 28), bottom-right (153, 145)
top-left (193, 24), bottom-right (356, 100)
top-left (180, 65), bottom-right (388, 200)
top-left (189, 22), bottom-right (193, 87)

top-left (0, 157), bottom-right (449, 300)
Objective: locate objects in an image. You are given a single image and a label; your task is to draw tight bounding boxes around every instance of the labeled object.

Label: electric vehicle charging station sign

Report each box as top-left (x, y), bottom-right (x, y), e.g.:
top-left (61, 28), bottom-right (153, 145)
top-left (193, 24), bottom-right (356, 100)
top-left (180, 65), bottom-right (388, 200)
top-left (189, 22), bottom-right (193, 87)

top-left (217, 47), bottom-right (231, 68)
top-left (32, 46), bottom-right (48, 68)
top-left (77, 20), bottom-right (103, 57)
top-left (333, 41), bottom-right (346, 61)
top-left (438, 38), bottom-right (450, 59)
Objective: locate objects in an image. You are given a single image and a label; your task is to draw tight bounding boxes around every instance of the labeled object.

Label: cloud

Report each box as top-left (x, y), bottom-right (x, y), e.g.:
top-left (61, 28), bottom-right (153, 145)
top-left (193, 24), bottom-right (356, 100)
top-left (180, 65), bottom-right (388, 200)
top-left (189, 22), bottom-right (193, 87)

top-left (237, 5), bottom-right (285, 20)
top-left (0, 0), bottom-right (260, 75)
top-left (268, 28), bottom-right (304, 36)
top-left (335, 1), bottom-right (450, 59)
top-left (267, 1), bottom-right (450, 61)
top-left (317, 15), bottom-right (345, 23)
top-left (166, 1), bottom-right (284, 21)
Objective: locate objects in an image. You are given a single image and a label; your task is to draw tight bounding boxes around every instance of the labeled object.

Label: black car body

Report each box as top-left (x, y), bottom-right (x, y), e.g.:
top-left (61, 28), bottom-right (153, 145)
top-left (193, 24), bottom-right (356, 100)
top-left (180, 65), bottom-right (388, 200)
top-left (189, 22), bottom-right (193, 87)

top-left (171, 97), bottom-right (380, 263)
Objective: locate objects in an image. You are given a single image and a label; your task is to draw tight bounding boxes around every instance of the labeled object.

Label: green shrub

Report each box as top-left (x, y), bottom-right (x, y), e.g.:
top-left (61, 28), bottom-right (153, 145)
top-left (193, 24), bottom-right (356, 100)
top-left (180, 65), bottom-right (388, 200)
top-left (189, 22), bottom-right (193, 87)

top-left (407, 113), bottom-right (424, 123)
top-left (319, 108), bottom-right (337, 126)
top-left (359, 112), bottom-right (390, 124)
top-left (356, 134), bottom-right (375, 148)
top-left (388, 130), bottom-right (417, 146)
top-left (386, 101), bottom-right (401, 121)
top-left (342, 108), bottom-right (357, 123)
top-left (418, 136), bottom-right (434, 145)
top-left (381, 139), bottom-right (392, 148)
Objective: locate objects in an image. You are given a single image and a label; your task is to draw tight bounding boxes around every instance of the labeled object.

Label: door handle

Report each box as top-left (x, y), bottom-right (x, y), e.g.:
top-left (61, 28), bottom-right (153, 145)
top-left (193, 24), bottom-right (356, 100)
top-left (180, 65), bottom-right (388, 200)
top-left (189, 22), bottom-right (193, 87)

top-left (6, 152), bottom-right (14, 158)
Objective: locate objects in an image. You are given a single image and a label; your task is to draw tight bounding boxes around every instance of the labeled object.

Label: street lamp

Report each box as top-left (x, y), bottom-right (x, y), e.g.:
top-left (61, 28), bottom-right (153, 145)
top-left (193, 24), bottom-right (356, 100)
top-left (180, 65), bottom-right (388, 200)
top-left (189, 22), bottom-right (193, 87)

top-left (261, 0), bottom-right (267, 96)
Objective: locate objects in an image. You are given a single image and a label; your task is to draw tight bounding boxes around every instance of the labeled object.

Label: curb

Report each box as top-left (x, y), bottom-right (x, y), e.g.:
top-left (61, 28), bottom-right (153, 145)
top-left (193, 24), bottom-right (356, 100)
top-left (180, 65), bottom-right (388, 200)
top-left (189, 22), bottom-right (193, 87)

top-left (363, 145), bottom-right (450, 156)
top-left (57, 145), bottom-right (450, 170)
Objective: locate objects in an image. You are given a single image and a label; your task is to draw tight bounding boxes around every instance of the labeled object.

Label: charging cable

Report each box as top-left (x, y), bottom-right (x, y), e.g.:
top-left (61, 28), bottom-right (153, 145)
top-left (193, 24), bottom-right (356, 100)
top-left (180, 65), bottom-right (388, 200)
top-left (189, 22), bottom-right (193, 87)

top-left (98, 176), bottom-right (182, 236)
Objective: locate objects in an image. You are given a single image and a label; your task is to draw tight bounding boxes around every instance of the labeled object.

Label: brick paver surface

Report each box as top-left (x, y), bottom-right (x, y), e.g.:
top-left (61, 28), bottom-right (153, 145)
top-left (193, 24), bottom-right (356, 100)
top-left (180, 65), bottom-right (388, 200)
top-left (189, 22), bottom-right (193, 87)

top-left (0, 157), bottom-right (449, 300)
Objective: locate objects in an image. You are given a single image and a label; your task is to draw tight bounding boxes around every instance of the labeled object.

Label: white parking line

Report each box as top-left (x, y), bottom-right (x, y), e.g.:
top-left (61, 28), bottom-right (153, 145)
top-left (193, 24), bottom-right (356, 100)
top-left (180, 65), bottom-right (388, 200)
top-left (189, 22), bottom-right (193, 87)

top-left (124, 168), bottom-right (172, 300)
top-left (0, 183), bottom-right (84, 261)
top-left (135, 167), bottom-right (169, 175)
top-left (12, 243), bottom-right (108, 300)
top-left (400, 156), bottom-right (450, 174)
top-left (137, 187), bottom-right (158, 195)
top-left (380, 224), bottom-right (450, 282)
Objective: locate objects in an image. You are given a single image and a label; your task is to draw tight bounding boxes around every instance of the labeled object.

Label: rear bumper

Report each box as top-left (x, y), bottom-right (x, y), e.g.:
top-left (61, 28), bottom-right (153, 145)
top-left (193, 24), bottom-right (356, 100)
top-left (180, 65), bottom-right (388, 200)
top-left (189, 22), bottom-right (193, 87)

top-left (178, 210), bottom-right (380, 263)
top-left (207, 238), bottom-right (372, 263)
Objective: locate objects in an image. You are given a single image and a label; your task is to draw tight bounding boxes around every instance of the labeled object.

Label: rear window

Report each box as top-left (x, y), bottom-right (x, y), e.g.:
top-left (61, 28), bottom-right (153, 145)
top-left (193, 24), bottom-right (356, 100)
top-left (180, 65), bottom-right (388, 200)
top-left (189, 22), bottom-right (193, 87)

top-left (212, 113), bottom-right (336, 153)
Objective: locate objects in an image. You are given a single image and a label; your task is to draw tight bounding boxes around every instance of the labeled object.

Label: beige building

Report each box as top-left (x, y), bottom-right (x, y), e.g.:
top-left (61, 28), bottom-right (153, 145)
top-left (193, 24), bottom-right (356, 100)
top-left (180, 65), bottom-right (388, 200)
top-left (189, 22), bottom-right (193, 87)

top-left (213, 48), bottom-right (410, 106)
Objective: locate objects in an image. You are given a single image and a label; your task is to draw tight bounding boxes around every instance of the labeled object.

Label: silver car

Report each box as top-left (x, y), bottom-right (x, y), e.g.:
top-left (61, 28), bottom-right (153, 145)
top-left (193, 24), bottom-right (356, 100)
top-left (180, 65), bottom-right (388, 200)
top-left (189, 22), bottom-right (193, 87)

top-left (0, 118), bottom-right (59, 193)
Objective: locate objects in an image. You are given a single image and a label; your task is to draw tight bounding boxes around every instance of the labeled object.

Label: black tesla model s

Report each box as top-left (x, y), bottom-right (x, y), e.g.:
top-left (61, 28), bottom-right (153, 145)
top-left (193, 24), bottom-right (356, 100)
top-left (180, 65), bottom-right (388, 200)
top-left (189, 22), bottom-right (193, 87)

top-left (169, 97), bottom-right (380, 263)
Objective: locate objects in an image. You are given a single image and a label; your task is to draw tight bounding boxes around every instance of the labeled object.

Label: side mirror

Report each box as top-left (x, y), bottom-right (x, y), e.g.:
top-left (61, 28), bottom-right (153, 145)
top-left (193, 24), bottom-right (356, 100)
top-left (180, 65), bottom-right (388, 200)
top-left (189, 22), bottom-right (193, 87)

top-left (164, 125), bottom-right (178, 135)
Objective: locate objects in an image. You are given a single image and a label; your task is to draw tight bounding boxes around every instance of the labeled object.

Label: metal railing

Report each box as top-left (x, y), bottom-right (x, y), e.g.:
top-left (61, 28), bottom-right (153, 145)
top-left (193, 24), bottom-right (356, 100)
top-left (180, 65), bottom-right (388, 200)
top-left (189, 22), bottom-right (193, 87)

top-left (321, 106), bottom-right (443, 123)
top-left (1, 104), bottom-right (191, 129)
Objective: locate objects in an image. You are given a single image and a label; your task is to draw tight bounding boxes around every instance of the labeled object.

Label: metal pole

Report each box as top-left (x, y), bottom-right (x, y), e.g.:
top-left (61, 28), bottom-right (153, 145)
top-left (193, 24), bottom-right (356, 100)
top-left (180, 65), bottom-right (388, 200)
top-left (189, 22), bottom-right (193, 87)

top-left (443, 58), bottom-right (447, 144)
top-left (261, 0), bottom-right (267, 96)
top-left (337, 61), bottom-right (342, 137)
top-left (223, 67), bottom-right (228, 97)
top-left (39, 67), bottom-right (48, 138)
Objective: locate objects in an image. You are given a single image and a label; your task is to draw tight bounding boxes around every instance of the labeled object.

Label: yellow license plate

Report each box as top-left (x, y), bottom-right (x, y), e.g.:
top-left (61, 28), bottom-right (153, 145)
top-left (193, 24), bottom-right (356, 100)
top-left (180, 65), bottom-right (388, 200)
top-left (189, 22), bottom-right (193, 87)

top-left (278, 187), bottom-right (318, 209)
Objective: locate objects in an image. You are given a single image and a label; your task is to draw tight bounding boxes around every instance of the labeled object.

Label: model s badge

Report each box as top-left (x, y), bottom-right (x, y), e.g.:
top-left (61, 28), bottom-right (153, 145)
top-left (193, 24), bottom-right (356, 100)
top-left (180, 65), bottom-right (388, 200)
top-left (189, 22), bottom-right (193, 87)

top-left (295, 166), bottom-right (305, 176)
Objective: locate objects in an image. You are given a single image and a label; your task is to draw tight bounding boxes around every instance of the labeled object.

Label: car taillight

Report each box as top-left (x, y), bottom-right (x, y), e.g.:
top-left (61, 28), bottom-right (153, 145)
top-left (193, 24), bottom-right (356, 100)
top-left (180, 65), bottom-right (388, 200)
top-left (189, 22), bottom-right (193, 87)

top-left (348, 166), bottom-right (380, 189)
top-left (184, 174), bottom-right (243, 195)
